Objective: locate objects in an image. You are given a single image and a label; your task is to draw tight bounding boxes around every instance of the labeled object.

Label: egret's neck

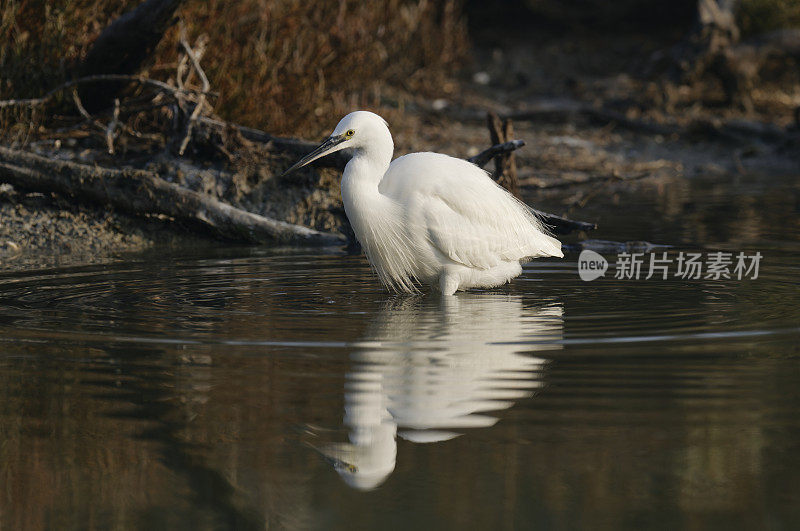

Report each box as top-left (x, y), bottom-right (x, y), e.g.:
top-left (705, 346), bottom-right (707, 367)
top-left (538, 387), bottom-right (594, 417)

top-left (339, 133), bottom-right (415, 291)
top-left (340, 143), bottom-right (393, 221)
top-left (343, 142), bottom-right (392, 187)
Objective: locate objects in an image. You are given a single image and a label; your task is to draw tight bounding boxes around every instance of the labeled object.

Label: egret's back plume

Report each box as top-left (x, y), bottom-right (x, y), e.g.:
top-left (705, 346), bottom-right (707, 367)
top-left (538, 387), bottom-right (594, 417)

top-left (285, 111), bottom-right (563, 295)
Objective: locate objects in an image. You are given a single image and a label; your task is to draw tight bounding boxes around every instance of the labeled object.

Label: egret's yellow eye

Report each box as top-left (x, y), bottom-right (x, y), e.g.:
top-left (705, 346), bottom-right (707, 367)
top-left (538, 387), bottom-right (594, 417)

top-left (345, 129), bottom-right (355, 138)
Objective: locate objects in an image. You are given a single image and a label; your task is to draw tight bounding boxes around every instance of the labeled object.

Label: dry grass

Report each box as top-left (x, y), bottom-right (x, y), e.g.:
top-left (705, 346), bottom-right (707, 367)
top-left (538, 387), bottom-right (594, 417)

top-left (0, 1), bottom-right (129, 142)
top-left (1, 1), bottom-right (127, 96)
top-left (0, 0), bottom-right (468, 140)
top-left (738, 0), bottom-right (800, 37)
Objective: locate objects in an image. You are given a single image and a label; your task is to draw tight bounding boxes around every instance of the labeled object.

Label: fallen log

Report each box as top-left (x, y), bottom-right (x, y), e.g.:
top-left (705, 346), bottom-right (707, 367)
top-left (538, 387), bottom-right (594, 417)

top-left (0, 146), bottom-right (344, 246)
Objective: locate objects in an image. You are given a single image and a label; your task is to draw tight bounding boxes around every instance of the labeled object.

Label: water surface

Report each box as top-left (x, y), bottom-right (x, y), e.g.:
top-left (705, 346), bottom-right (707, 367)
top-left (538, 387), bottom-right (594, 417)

top-left (1, 171), bottom-right (798, 530)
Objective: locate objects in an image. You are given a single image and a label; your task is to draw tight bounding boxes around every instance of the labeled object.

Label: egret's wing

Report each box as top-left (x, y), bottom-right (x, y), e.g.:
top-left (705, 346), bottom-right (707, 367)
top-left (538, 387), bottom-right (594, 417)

top-left (381, 153), bottom-right (563, 270)
top-left (420, 188), bottom-right (562, 269)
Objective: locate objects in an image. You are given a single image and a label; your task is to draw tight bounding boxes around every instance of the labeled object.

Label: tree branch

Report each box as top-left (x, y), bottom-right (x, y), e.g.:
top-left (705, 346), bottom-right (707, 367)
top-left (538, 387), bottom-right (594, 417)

top-left (177, 28), bottom-right (211, 156)
top-left (0, 74), bottom-right (193, 109)
top-left (468, 140), bottom-right (525, 168)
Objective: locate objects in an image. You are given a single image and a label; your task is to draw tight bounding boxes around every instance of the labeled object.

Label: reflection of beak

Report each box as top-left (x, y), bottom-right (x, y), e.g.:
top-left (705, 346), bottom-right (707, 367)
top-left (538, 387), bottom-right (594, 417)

top-left (281, 134), bottom-right (348, 177)
top-left (305, 441), bottom-right (359, 473)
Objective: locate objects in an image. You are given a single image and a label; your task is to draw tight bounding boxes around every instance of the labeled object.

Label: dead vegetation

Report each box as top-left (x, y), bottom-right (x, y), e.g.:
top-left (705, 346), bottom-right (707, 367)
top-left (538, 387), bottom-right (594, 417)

top-left (1, 0), bottom-right (468, 142)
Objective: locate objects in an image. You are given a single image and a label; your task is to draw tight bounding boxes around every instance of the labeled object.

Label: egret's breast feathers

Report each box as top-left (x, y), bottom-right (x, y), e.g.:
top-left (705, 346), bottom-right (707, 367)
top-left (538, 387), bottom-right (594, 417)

top-left (354, 198), bottom-right (427, 293)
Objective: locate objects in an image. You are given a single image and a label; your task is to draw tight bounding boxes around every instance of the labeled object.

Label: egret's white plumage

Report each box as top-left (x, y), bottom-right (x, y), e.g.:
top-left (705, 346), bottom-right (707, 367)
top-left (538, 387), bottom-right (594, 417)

top-left (284, 111), bottom-right (563, 295)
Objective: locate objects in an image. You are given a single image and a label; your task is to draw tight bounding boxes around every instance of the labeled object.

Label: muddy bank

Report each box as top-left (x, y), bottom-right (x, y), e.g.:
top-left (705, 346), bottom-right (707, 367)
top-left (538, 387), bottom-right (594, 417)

top-left (0, 183), bottom-right (216, 270)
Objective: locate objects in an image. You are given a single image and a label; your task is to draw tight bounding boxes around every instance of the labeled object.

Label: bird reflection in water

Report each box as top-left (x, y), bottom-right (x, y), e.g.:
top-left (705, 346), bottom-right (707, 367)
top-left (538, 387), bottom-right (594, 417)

top-left (313, 294), bottom-right (564, 490)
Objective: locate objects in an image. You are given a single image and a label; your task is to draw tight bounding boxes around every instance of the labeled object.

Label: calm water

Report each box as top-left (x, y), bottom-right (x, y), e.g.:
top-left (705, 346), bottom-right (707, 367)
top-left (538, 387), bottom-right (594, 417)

top-left (1, 172), bottom-right (799, 530)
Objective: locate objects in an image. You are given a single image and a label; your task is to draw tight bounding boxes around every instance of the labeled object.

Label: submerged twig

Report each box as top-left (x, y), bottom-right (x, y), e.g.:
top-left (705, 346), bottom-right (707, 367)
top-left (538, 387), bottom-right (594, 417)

top-left (529, 208), bottom-right (597, 235)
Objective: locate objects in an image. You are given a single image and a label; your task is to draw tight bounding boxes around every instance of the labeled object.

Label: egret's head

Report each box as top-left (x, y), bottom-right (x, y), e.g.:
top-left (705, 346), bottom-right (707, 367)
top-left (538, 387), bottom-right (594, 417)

top-left (282, 111), bottom-right (392, 176)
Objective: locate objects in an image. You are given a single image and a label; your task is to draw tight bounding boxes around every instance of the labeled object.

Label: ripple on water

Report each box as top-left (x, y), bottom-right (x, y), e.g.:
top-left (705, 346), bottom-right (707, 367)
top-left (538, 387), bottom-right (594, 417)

top-left (0, 249), bottom-right (797, 348)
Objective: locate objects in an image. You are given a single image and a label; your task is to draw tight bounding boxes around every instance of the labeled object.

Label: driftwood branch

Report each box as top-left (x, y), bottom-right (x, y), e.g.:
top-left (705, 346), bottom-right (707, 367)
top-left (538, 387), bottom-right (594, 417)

top-left (467, 140), bottom-right (525, 167)
top-left (0, 146), bottom-right (344, 246)
top-left (106, 99), bottom-right (122, 154)
top-left (176, 34), bottom-right (209, 91)
top-left (69, 89), bottom-right (121, 154)
top-left (70, 88), bottom-right (107, 132)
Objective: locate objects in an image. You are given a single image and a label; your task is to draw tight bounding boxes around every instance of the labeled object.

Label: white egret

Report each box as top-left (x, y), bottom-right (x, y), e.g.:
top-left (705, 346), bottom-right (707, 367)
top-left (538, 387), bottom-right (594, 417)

top-left (283, 111), bottom-right (563, 295)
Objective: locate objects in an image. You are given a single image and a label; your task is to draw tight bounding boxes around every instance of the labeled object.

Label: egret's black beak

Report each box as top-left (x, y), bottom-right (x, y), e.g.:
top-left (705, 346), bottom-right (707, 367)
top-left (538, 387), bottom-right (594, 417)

top-left (281, 134), bottom-right (348, 177)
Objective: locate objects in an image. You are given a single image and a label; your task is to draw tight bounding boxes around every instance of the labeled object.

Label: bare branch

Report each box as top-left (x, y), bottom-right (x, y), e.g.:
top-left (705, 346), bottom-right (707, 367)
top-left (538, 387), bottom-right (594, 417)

top-left (71, 89), bottom-right (96, 123)
top-left (0, 74), bottom-right (191, 109)
top-left (177, 32), bottom-right (209, 90)
top-left (71, 88), bottom-right (116, 149)
top-left (106, 99), bottom-right (121, 154)
top-left (178, 28), bottom-right (211, 156)
top-left (468, 140), bottom-right (525, 167)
